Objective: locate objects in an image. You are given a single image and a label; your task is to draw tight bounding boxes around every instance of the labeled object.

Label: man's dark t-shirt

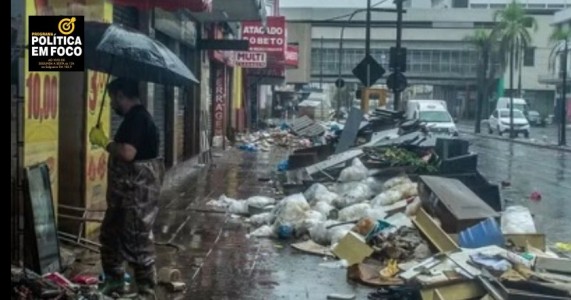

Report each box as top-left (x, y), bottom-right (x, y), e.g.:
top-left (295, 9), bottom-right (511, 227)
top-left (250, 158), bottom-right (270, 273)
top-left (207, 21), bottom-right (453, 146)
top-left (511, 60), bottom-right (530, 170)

top-left (114, 105), bottom-right (159, 161)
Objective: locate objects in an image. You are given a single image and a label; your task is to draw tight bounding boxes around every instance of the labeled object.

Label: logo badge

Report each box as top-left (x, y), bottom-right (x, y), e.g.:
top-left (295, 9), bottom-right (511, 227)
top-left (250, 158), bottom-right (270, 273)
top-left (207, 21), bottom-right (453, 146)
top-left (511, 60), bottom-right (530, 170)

top-left (28, 16), bottom-right (84, 72)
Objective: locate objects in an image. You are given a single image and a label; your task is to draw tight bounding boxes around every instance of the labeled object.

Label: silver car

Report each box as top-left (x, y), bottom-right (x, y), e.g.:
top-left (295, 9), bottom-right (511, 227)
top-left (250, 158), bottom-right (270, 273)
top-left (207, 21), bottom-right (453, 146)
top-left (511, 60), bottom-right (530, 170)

top-left (527, 110), bottom-right (543, 126)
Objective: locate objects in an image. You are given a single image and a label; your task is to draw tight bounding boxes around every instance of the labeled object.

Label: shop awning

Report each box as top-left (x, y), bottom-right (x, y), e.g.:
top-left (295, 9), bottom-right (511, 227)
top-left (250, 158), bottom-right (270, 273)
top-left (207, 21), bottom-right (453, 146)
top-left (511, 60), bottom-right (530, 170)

top-left (111, 0), bottom-right (212, 12)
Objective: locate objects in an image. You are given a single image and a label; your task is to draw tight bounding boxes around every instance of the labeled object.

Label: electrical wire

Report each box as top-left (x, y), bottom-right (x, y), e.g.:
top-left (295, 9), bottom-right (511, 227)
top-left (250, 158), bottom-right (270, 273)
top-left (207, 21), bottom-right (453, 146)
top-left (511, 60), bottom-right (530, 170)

top-left (321, 0), bottom-right (391, 21)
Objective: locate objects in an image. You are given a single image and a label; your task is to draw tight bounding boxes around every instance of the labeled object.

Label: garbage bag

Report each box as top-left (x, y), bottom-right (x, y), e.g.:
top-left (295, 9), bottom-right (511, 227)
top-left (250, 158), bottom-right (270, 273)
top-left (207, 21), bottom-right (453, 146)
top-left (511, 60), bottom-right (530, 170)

top-left (272, 193), bottom-right (311, 234)
top-left (501, 205), bottom-right (537, 234)
top-left (383, 176), bottom-right (412, 190)
top-left (338, 158), bottom-right (368, 182)
top-left (371, 190), bottom-right (403, 207)
top-left (247, 225), bottom-right (275, 238)
top-left (304, 183), bottom-right (338, 205)
top-left (248, 212), bottom-right (273, 227)
top-left (363, 177), bottom-right (384, 195)
top-left (334, 182), bottom-right (373, 208)
top-left (298, 210), bottom-right (326, 235)
top-left (246, 196), bottom-right (276, 207)
top-left (313, 201), bottom-right (335, 218)
top-left (309, 221), bottom-right (353, 246)
top-left (228, 200), bottom-right (249, 215)
top-left (338, 203), bottom-right (371, 222)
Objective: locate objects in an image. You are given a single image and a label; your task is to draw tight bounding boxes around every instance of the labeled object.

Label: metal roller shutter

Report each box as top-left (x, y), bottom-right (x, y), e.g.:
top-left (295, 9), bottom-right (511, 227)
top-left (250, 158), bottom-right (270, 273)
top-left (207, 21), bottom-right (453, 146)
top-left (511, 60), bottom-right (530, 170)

top-left (111, 5), bottom-right (138, 136)
top-left (154, 32), bottom-right (169, 161)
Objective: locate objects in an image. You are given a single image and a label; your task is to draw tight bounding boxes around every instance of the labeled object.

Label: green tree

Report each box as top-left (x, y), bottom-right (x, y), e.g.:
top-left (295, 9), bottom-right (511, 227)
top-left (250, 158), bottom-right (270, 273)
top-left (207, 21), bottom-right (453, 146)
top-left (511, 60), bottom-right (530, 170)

top-left (494, 0), bottom-right (537, 138)
top-left (465, 29), bottom-right (494, 133)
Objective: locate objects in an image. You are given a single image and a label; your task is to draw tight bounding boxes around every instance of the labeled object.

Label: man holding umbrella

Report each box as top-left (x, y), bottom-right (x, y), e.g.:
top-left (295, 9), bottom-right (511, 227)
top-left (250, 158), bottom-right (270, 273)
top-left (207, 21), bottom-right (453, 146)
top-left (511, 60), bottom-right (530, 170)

top-left (89, 78), bottom-right (163, 299)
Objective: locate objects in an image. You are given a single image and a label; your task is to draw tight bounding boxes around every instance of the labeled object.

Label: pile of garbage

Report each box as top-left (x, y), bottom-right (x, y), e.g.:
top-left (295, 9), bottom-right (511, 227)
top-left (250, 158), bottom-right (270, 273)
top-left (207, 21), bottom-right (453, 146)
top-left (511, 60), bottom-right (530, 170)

top-left (235, 127), bottom-right (314, 152)
top-left (209, 157), bottom-right (571, 299)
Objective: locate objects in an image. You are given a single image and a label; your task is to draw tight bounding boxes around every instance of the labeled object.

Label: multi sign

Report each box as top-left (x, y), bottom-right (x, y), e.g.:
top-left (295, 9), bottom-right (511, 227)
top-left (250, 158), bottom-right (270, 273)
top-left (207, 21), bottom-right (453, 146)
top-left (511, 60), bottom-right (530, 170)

top-left (242, 16), bottom-right (286, 53)
top-left (235, 51), bottom-right (267, 68)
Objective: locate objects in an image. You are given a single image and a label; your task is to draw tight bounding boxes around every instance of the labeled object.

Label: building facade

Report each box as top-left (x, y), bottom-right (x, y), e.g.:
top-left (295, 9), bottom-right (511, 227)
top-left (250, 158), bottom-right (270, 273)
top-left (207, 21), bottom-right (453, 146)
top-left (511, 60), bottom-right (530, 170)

top-left (281, 0), bottom-right (568, 117)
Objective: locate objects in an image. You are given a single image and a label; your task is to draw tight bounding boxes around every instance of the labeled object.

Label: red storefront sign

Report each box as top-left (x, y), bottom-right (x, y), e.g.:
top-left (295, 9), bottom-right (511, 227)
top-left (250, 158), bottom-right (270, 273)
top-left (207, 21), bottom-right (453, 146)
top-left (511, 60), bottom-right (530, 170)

top-left (213, 66), bottom-right (226, 136)
top-left (235, 52), bottom-right (267, 68)
top-left (285, 44), bottom-right (299, 68)
top-left (242, 16), bottom-right (286, 53)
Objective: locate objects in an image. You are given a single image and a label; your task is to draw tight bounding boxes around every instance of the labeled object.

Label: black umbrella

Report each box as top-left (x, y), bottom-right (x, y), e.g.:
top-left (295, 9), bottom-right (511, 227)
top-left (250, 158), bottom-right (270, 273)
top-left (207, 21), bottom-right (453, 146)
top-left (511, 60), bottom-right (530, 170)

top-left (84, 21), bottom-right (199, 125)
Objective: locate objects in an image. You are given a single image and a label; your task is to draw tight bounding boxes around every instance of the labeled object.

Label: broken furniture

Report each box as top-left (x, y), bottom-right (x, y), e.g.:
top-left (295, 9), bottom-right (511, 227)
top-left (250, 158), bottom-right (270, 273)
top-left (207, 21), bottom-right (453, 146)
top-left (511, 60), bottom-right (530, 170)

top-left (418, 176), bottom-right (500, 233)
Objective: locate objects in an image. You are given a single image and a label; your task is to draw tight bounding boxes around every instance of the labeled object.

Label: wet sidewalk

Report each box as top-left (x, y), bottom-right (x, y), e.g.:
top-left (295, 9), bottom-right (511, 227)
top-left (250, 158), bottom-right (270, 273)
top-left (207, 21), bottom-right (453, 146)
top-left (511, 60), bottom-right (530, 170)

top-left (154, 148), bottom-right (372, 299)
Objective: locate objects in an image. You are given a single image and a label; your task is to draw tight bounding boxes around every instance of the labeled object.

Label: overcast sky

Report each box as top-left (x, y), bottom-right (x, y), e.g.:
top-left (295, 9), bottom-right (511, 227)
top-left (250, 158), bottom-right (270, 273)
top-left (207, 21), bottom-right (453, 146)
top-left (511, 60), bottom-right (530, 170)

top-left (280, 0), bottom-right (397, 9)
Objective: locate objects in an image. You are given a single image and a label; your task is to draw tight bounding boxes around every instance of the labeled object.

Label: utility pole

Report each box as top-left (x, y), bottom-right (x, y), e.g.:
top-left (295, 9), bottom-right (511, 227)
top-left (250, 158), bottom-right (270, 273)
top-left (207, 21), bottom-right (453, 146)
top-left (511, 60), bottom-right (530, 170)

top-left (560, 38), bottom-right (568, 146)
top-left (365, 0), bottom-right (372, 87)
top-left (393, 0), bottom-right (403, 111)
top-left (320, 36), bottom-right (324, 90)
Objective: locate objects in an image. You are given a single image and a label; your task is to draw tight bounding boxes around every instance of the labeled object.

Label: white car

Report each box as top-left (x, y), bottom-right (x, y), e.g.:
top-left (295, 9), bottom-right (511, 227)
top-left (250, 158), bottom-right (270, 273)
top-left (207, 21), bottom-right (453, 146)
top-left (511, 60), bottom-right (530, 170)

top-left (488, 108), bottom-right (530, 138)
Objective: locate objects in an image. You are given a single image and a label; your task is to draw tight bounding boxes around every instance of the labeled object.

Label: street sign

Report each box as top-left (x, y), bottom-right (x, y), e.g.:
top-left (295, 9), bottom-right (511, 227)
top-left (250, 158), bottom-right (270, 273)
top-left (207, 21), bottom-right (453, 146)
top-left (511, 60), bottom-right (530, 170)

top-left (387, 72), bottom-right (408, 92)
top-left (389, 47), bottom-right (407, 72)
top-left (352, 54), bottom-right (385, 87)
top-left (335, 78), bottom-right (345, 88)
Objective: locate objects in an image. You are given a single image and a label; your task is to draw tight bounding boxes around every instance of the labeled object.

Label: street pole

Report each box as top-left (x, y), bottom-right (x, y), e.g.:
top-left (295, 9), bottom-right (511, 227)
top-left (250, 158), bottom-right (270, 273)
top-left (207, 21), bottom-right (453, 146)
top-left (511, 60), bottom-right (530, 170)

top-left (393, 0), bottom-right (403, 111)
top-left (320, 36), bottom-right (324, 90)
top-left (509, 44), bottom-right (515, 138)
top-left (365, 0), bottom-right (372, 87)
top-left (560, 39), bottom-right (568, 146)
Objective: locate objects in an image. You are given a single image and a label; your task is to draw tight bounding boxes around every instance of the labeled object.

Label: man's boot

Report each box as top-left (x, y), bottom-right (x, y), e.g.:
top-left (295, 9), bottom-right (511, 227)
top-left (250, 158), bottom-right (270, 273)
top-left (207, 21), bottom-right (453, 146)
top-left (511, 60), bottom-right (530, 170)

top-left (98, 278), bottom-right (127, 297)
top-left (137, 283), bottom-right (157, 300)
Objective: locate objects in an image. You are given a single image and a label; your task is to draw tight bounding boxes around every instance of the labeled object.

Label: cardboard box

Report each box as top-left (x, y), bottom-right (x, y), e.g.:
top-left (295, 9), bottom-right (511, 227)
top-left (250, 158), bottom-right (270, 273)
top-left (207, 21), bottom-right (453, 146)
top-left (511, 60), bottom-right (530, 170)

top-left (332, 231), bottom-right (373, 266)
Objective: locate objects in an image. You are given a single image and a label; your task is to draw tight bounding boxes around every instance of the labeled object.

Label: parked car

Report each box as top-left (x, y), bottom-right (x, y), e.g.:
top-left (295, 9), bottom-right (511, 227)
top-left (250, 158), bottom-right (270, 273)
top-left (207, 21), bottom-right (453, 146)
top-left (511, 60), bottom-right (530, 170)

top-left (488, 108), bottom-right (530, 138)
top-left (527, 110), bottom-right (544, 126)
top-left (405, 100), bottom-right (458, 136)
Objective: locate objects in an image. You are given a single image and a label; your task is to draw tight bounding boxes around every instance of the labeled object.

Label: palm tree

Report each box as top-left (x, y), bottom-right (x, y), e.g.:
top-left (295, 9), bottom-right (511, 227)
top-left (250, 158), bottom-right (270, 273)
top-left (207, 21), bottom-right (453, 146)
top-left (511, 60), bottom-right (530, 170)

top-left (549, 26), bottom-right (570, 146)
top-left (465, 29), bottom-right (493, 133)
top-left (494, 0), bottom-right (537, 138)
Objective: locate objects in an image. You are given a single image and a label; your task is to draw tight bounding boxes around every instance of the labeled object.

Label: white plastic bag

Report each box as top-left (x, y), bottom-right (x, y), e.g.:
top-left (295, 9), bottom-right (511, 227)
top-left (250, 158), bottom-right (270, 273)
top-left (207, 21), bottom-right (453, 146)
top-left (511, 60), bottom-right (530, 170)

top-left (248, 212), bottom-right (273, 227)
top-left (228, 201), bottom-right (249, 215)
top-left (338, 158), bottom-right (368, 182)
top-left (405, 196), bottom-right (422, 217)
top-left (247, 225), bottom-right (275, 238)
top-left (383, 176), bottom-right (412, 190)
top-left (501, 205), bottom-right (537, 234)
top-left (246, 196), bottom-right (276, 207)
top-left (313, 201), bottom-right (335, 218)
top-left (338, 203), bottom-right (371, 222)
top-left (298, 210), bottom-right (326, 235)
top-left (304, 183), bottom-right (327, 201)
top-left (371, 190), bottom-right (403, 207)
top-left (392, 182), bottom-right (418, 199)
top-left (272, 193), bottom-right (311, 233)
top-left (365, 208), bottom-right (387, 221)
top-left (363, 177), bottom-right (384, 195)
top-left (330, 226), bottom-right (354, 245)
top-left (309, 220), bottom-right (339, 245)
top-left (334, 182), bottom-right (373, 208)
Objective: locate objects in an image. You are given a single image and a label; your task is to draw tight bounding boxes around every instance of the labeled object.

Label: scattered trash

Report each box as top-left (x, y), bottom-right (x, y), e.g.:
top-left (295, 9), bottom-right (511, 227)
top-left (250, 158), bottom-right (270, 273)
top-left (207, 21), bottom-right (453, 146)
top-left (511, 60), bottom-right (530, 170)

top-left (530, 190), bottom-right (542, 202)
top-left (501, 205), bottom-right (537, 234)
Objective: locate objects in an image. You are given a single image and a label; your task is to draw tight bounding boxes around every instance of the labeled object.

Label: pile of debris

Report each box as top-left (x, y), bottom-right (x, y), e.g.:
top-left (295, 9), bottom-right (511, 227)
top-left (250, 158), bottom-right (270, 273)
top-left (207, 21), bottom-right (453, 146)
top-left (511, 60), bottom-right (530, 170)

top-left (211, 108), bottom-right (570, 299)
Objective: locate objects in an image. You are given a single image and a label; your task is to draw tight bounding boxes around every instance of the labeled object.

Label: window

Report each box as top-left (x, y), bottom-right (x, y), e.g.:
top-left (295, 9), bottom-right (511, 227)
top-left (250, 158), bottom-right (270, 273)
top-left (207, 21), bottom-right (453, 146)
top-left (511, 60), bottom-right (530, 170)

top-left (524, 48), bottom-right (535, 67)
top-left (492, 110), bottom-right (498, 118)
top-left (452, 0), bottom-right (468, 8)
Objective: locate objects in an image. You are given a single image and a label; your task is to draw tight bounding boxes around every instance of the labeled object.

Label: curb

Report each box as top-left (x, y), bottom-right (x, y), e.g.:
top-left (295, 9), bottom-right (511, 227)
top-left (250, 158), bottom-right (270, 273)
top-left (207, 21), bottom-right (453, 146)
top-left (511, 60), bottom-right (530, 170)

top-left (459, 130), bottom-right (571, 153)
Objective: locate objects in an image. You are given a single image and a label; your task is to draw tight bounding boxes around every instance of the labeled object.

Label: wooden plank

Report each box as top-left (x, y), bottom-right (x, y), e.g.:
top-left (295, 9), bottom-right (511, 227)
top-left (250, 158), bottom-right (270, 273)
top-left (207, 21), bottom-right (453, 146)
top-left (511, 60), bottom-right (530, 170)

top-left (412, 208), bottom-right (459, 253)
top-left (504, 234), bottom-right (546, 252)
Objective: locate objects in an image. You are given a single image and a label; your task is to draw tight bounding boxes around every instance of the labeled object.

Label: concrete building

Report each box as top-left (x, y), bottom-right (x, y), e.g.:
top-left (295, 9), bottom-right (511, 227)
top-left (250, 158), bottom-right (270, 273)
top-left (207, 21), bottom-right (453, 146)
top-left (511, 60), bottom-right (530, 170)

top-left (538, 8), bottom-right (571, 121)
top-left (282, 0), bottom-right (569, 117)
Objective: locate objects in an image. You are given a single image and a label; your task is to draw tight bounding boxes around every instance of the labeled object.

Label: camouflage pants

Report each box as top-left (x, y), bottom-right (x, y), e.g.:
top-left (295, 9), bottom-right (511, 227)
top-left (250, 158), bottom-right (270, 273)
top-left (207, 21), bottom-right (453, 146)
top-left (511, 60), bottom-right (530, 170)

top-left (100, 158), bottom-right (164, 286)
